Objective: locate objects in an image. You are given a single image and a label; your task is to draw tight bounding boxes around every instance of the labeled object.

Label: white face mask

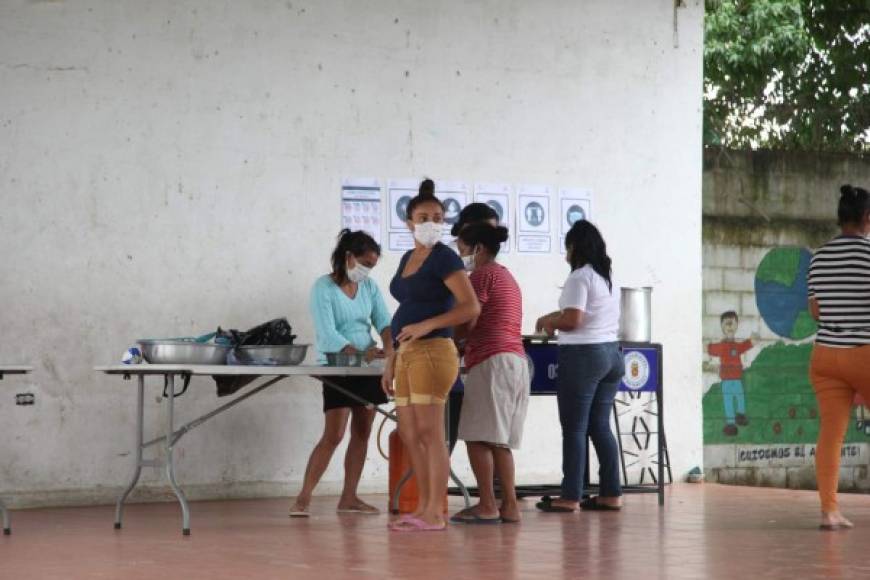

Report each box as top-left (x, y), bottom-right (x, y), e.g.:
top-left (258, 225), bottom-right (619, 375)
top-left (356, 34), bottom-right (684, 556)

top-left (347, 263), bottom-right (371, 283)
top-left (413, 221), bottom-right (443, 248)
top-left (461, 246), bottom-right (479, 272)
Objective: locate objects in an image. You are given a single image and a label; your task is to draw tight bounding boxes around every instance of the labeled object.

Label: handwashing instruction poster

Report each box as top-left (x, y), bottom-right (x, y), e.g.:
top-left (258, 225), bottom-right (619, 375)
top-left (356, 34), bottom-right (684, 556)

top-left (341, 178), bottom-right (382, 244)
top-left (343, 178), bottom-right (592, 257)
top-left (558, 187), bottom-right (592, 254)
top-left (435, 181), bottom-right (469, 245)
top-left (474, 182), bottom-right (512, 254)
top-left (386, 179), bottom-right (419, 252)
top-left (517, 184), bottom-right (552, 253)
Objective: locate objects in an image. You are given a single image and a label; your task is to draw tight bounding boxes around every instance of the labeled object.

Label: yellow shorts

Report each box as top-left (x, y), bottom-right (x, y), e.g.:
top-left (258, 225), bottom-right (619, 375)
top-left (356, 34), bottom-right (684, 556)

top-left (394, 338), bottom-right (459, 406)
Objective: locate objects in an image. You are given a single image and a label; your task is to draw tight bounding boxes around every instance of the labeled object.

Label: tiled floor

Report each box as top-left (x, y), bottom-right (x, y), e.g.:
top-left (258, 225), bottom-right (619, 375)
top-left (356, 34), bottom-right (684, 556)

top-left (2, 484), bottom-right (869, 579)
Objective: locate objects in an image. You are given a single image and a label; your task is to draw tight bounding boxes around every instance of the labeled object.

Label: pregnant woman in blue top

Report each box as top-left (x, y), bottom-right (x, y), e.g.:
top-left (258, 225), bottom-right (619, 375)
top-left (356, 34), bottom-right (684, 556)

top-left (384, 179), bottom-right (480, 532)
top-left (289, 230), bottom-right (393, 518)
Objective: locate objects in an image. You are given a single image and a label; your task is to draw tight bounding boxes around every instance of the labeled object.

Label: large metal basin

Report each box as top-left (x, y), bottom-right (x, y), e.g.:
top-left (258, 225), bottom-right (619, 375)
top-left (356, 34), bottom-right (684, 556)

top-left (138, 340), bottom-right (231, 365)
top-left (234, 344), bottom-right (308, 366)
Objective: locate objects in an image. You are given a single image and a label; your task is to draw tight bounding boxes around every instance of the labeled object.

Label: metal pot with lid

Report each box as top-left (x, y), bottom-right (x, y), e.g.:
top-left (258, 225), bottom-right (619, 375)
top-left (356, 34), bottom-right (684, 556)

top-left (619, 286), bottom-right (652, 343)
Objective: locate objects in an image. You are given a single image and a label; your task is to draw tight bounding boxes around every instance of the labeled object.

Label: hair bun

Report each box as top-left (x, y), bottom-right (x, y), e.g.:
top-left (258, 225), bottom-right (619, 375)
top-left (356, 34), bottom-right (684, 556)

top-left (337, 228), bottom-right (352, 240)
top-left (419, 178), bottom-right (435, 198)
top-left (495, 225), bottom-right (509, 244)
top-left (841, 184), bottom-right (856, 199)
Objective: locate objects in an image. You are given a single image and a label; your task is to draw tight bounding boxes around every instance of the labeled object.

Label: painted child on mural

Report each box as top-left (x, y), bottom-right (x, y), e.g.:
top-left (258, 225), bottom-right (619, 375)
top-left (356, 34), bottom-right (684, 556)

top-left (707, 311), bottom-right (759, 436)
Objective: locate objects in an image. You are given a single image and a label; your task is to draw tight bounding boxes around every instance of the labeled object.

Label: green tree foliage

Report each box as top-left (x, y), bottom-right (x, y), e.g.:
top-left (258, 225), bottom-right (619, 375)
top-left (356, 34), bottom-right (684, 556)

top-left (705, 0), bottom-right (870, 151)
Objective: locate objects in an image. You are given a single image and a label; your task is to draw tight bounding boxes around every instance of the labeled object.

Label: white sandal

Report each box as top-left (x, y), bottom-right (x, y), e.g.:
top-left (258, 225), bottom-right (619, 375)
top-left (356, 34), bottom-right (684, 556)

top-left (337, 504), bottom-right (380, 515)
top-left (289, 504), bottom-right (310, 518)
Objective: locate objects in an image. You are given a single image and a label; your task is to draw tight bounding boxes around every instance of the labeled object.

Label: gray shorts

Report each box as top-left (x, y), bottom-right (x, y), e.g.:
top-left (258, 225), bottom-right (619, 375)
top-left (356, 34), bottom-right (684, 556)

top-left (458, 352), bottom-right (530, 449)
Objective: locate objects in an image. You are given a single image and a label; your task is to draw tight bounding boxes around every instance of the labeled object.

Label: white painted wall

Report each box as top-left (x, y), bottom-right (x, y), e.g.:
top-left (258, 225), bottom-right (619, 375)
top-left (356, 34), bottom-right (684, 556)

top-left (0, 0), bottom-right (704, 506)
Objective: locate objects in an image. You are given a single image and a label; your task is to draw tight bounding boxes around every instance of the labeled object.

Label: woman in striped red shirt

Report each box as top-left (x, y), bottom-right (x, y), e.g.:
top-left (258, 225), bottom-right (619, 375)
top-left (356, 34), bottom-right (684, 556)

top-left (452, 223), bottom-right (529, 524)
top-left (807, 184), bottom-right (870, 531)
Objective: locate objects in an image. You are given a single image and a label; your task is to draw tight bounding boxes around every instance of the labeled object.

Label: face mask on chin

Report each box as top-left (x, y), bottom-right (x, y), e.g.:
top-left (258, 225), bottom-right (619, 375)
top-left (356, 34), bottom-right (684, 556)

top-left (414, 221), bottom-right (443, 248)
top-left (347, 263), bottom-right (371, 283)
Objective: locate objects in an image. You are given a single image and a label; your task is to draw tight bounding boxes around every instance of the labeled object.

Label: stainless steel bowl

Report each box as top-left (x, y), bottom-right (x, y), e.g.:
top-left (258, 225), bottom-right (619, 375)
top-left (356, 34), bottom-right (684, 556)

top-left (325, 352), bottom-right (365, 367)
top-left (234, 344), bottom-right (308, 366)
top-left (138, 340), bottom-right (231, 365)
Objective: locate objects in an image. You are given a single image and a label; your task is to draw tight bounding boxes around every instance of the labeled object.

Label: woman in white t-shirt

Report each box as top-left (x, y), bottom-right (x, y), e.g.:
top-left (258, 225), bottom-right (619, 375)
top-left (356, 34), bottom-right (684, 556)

top-left (534, 221), bottom-right (624, 513)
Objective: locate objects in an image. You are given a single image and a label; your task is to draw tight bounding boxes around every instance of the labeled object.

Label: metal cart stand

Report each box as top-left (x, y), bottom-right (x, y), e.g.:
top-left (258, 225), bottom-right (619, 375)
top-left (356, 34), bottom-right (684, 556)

top-left (452, 339), bottom-right (671, 505)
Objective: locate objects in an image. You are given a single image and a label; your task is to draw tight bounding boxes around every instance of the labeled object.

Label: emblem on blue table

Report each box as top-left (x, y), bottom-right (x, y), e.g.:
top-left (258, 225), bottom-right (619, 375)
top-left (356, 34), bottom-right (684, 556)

top-left (623, 351), bottom-right (650, 391)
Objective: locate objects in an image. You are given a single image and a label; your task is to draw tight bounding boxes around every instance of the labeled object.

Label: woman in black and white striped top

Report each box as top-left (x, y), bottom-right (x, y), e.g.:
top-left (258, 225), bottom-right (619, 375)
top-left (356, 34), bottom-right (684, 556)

top-left (807, 184), bottom-right (870, 531)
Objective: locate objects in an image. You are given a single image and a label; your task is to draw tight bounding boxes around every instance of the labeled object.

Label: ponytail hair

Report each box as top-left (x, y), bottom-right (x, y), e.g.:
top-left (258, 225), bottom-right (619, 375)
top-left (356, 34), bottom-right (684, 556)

top-left (458, 223), bottom-right (509, 257)
top-left (405, 178), bottom-right (444, 220)
top-left (837, 184), bottom-right (870, 226)
top-left (330, 229), bottom-right (381, 284)
top-left (565, 221), bottom-right (613, 292)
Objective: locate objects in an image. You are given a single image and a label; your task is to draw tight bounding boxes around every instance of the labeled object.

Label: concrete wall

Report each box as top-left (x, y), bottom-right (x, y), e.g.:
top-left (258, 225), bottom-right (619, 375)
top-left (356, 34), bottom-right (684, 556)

top-left (701, 149), bottom-right (869, 386)
top-left (702, 148), bottom-right (870, 490)
top-left (0, 0), bottom-right (704, 506)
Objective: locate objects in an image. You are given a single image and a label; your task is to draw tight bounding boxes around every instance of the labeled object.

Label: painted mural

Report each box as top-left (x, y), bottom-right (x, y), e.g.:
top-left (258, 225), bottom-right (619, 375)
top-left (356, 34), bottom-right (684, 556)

top-left (704, 247), bottom-right (870, 480)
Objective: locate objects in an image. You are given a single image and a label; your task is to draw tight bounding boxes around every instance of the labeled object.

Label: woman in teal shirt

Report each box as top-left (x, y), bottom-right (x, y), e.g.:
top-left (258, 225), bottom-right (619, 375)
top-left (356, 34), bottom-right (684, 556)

top-left (289, 230), bottom-right (393, 517)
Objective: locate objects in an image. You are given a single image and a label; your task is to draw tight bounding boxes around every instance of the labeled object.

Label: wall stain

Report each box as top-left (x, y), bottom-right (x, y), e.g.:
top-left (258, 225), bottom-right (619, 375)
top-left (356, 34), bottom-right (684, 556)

top-left (5, 63), bottom-right (89, 73)
top-left (41, 356), bottom-right (60, 383)
top-left (407, 114), bottom-right (414, 164)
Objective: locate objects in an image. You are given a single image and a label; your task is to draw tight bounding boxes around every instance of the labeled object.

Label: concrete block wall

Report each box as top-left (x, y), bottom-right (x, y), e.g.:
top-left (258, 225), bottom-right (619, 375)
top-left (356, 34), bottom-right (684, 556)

top-left (707, 465), bottom-right (870, 494)
top-left (702, 242), bottom-right (773, 391)
top-left (702, 148), bottom-right (870, 490)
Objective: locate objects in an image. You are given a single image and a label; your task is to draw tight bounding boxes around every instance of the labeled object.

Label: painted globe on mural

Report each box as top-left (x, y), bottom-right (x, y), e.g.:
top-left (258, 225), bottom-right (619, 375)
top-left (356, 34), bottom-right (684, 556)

top-left (754, 247), bottom-right (817, 340)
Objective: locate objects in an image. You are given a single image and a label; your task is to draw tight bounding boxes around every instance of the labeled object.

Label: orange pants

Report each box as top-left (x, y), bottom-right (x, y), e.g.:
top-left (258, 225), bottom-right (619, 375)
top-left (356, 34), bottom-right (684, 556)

top-left (809, 344), bottom-right (870, 513)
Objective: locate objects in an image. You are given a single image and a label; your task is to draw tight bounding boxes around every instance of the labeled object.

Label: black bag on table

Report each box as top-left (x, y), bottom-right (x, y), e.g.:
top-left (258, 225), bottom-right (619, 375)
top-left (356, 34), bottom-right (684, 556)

top-left (213, 318), bottom-right (297, 397)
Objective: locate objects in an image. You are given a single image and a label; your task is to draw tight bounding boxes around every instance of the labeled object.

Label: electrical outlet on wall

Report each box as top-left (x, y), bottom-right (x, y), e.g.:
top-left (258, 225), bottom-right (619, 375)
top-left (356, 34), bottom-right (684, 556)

top-left (15, 393), bottom-right (35, 406)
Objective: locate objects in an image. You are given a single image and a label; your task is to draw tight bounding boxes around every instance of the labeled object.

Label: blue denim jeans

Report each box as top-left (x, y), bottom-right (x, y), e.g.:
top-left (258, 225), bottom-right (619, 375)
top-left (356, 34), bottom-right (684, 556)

top-left (557, 342), bottom-right (625, 501)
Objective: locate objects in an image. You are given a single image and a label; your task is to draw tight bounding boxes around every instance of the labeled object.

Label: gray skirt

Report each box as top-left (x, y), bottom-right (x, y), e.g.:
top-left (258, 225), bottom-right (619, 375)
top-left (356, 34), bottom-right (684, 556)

top-left (457, 352), bottom-right (530, 449)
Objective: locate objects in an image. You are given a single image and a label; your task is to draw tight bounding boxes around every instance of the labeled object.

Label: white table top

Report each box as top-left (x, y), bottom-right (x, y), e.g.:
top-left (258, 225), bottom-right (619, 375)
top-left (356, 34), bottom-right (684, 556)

top-left (0, 366), bottom-right (33, 374)
top-left (95, 364), bottom-right (383, 377)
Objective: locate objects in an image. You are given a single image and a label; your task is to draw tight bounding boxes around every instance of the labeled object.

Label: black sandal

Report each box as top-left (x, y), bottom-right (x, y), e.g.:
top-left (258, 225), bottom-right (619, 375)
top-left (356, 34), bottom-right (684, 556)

top-left (580, 497), bottom-right (622, 511)
top-left (536, 496), bottom-right (577, 513)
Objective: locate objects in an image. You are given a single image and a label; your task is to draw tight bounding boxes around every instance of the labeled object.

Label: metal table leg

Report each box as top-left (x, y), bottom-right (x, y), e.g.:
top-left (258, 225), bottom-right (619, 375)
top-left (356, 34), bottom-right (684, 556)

top-left (114, 375), bottom-right (145, 530)
top-left (165, 374), bottom-right (191, 535)
top-left (115, 373), bottom-right (287, 535)
top-left (450, 468), bottom-right (471, 508)
top-left (657, 384), bottom-right (665, 506)
top-left (1, 500), bottom-right (9, 535)
top-left (444, 401), bottom-right (471, 508)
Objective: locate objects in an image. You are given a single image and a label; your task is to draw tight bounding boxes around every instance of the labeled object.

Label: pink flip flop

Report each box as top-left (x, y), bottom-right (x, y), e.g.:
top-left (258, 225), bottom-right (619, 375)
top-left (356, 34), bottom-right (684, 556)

top-left (390, 516), bottom-right (447, 532)
top-left (386, 514), bottom-right (418, 529)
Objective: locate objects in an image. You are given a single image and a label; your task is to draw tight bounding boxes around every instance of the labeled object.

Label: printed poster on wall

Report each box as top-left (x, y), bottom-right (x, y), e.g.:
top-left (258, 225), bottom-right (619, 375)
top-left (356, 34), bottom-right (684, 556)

top-left (386, 179), bottom-right (419, 252)
top-left (435, 181), bottom-right (469, 244)
top-left (341, 178), bottom-right (382, 244)
top-left (474, 182), bottom-right (512, 254)
top-left (516, 184), bottom-right (553, 254)
top-left (558, 187), bottom-right (592, 254)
